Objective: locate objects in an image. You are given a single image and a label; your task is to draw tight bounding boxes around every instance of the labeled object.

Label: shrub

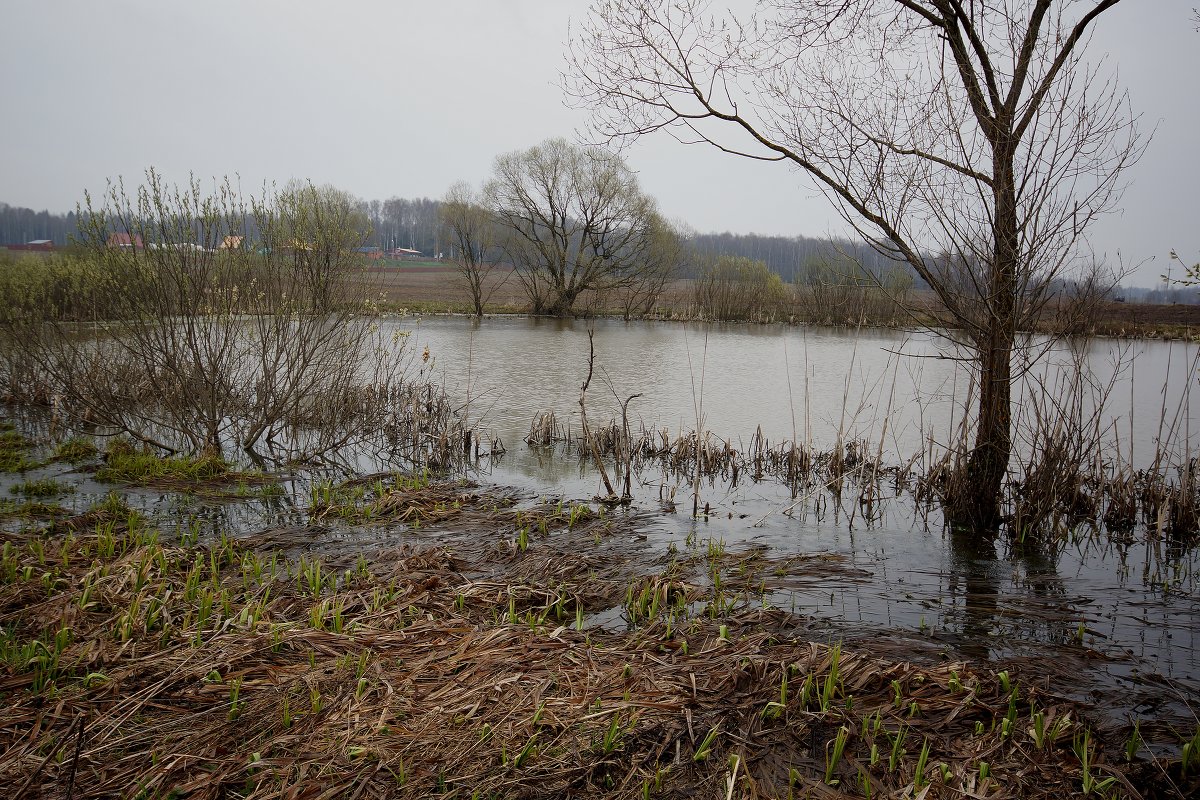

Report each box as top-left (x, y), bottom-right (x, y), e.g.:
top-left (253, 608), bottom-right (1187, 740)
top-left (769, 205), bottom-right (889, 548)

top-left (693, 255), bottom-right (790, 322)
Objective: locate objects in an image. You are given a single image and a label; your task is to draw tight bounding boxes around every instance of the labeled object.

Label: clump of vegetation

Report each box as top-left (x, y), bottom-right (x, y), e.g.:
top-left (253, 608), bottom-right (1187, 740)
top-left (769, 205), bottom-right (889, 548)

top-left (8, 477), bottom-right (73, 498)
top-left (96, 439), bottom-right (230, 485)
top-left (0, 426), bottom-right (39, 473)
top-left (795, 257), bottom-right (914, 326)
top-left (52, 436), bottom-right (99, 464)
top-left (693, 255), bottom-right (790, 322)
top-left (0, 251), bottom-right (101, 325)
top-left (86, 490), bottom-right (133, 518)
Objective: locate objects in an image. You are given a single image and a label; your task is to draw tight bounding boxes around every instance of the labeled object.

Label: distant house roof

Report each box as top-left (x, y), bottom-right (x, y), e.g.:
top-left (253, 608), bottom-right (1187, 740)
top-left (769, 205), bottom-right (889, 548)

top-left (220, 235), bottom-right (244, 250)
top-left (388, 247), bottom-right (422, 256)
top-left (27, 239), bottom-right (52, 245)
top-left (107, 232), bottom-right (143, 248)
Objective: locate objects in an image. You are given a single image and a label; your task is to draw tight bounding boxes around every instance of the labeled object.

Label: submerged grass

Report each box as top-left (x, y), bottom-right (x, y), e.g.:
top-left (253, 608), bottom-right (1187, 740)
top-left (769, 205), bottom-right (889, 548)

top-left (52, 435), bottom-right (98, 464)
top-left (0, 426), bottom-right (39, 473)
top-left (8, 476), bottom-right (73, 498)
top-left (89, 438), bottom-right (283, 500)
top-left (0, 497), bottom-right (68, 521)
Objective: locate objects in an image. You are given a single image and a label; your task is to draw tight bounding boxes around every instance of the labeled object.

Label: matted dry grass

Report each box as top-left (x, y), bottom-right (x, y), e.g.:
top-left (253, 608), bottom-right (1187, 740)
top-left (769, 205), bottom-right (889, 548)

top-left (1, 479), bottom-right (1194, 799)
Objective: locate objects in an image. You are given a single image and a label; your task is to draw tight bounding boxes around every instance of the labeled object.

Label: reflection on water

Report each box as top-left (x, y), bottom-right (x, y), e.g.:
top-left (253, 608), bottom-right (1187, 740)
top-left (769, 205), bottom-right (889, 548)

top-left (393, 315), bottom-right (1199, 681)
top-left (946, 530), bottom-right (1001, 659)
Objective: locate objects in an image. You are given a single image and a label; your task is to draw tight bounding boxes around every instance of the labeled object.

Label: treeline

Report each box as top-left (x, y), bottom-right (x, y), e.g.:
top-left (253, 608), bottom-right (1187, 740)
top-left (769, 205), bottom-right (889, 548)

top-left (688, 231), bottom-right (921, 287)
top-left (0, 202), bottom-right (80, 245)
top-left (363, 197), bottom-right (442, 255)
top-left (0, 197), bottom-right (909, 282)
top-left (6, 199), bottom-right (1193, 305)
top-left (1118, 285), bottom-right (1200, 306)
top-left (0, 198), bottom-right (445, 256)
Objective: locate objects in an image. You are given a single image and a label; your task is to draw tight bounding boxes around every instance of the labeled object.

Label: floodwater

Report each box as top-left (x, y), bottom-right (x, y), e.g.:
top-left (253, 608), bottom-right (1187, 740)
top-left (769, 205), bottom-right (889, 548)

top-left (392, 315), bottom-right (1200, 713)
top-left (398, 315), bottom-right (1199, 480)
top-left (5, 314), bottom-right (1198, 736)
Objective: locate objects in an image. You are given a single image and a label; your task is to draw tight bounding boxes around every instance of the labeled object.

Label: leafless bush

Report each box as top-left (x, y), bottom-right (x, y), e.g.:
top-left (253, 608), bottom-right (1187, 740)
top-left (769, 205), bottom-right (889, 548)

top-left (0, 171), bottom-right (466, 465)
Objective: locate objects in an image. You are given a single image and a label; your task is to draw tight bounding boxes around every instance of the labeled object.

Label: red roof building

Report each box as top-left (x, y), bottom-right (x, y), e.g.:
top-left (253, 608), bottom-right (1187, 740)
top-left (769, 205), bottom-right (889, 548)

top-left (107, 232), bottom-right (144, 249)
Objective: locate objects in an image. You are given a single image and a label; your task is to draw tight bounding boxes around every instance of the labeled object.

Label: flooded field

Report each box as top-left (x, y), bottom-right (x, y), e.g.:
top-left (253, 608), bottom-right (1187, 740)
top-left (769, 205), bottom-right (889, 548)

top-left (399, 316), bottom-right (1199, 472)
top-left (395, 316), bottom-right (1200, 675)
top-left (2, 315), bottom-right (1198, 796)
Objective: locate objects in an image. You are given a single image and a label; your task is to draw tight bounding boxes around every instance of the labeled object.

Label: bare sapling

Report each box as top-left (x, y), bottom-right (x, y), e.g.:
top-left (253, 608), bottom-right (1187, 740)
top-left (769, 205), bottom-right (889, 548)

top-left (578, 329), bottom-right (619, 502)
top-left (611, 381), bottom-right (642, 501)
top-left (685, 327), bottom-right (709, 516)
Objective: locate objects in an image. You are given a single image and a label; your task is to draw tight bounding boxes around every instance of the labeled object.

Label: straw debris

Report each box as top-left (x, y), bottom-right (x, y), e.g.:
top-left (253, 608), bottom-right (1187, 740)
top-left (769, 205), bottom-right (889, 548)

top-left (1, 494), bottom-right (1193, 798)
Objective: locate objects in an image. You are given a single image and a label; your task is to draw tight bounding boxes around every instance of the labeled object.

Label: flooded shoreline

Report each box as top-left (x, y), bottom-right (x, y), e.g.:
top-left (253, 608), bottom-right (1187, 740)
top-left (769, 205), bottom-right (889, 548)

top-left (2, 313), bottom-right (1198, 796)
top-left (2, 453), bottom-right (1197, 796)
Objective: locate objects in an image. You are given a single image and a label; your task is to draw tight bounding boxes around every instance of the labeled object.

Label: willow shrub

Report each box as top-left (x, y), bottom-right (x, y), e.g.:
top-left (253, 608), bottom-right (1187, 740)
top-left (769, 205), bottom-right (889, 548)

top-left (693, 255), bottom-right (790, 322)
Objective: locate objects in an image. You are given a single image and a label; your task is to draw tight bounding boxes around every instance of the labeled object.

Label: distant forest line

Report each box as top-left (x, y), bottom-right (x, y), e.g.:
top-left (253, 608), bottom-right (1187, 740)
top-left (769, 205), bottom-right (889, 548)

top-left (1, 198), bottom-right (1194, 304)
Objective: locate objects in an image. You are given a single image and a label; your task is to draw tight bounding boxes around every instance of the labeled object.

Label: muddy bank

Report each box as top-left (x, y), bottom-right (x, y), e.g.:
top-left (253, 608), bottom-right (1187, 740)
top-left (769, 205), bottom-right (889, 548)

top-left (2, 470), bottom-right (1197, 799)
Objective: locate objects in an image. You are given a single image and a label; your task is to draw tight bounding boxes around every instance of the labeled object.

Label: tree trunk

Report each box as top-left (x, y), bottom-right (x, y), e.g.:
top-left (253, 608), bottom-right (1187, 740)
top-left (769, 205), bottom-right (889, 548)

top-left (950, 146), bottom-right (1019, 536)
top-left (957, 329), bottom-right (1012, 533)
top-left (549, 287), bottom-right (579, 317)
top-left (469, 272), bottom-right (485, 317)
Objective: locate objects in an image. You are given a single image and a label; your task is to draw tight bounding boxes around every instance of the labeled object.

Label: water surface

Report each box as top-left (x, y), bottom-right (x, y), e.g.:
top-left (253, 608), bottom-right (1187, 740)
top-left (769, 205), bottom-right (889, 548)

top-left (394, 315), bottom-right (1199, 694)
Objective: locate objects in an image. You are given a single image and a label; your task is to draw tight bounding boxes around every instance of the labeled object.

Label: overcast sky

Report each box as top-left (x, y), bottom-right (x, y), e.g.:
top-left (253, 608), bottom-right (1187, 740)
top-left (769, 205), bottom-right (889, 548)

top-left (1, 1), bottom-right (1195, 286)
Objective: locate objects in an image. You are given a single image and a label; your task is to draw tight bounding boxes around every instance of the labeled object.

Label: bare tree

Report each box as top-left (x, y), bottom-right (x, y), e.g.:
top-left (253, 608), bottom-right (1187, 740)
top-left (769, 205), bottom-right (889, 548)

top-left (568, 0), bottom-right (1142, 533)
top-left (612, 215), bottom-right (687, 319)
top-left (484, 138), bottom-right (671, 317)
top-left (440, 181), bottom-right (508, 317)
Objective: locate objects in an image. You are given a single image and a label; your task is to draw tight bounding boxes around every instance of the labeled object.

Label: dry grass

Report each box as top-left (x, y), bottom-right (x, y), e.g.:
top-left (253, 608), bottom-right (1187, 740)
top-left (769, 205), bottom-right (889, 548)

top-left (0, 476), bottom-right (1194, 799)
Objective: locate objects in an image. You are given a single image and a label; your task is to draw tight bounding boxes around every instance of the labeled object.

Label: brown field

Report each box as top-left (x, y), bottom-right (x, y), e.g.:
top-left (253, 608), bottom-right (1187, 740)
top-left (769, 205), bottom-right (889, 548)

top-left (366, 262), bottom-right (1200, 339)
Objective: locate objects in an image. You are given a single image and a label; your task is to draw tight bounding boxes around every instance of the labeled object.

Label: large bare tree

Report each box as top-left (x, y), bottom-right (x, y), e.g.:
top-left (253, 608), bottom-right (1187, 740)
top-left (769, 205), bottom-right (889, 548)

top-left (568, 0), bottom-right (1142, 533)
top-left (485, 138), bottom-right (675, 317)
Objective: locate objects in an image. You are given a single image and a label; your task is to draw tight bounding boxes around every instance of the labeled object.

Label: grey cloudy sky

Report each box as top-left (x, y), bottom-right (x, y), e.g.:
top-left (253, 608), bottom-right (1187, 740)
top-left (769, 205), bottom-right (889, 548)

top-left (1, 1), bottom-right (1196, 286)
